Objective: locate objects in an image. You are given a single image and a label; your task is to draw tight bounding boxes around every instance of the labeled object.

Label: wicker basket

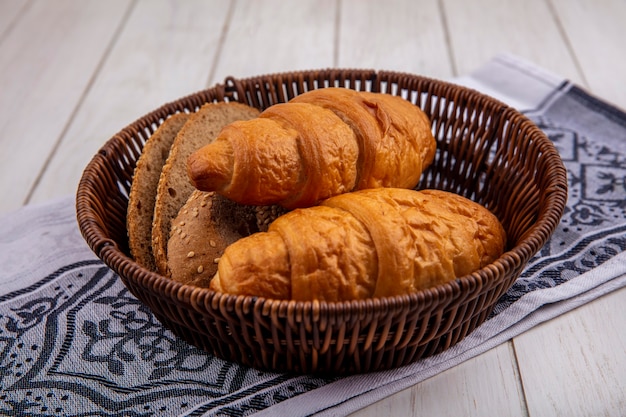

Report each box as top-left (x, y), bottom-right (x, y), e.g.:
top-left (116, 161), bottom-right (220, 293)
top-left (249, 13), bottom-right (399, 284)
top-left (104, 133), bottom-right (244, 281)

top-left (76, 69), bottom-right (567, 375)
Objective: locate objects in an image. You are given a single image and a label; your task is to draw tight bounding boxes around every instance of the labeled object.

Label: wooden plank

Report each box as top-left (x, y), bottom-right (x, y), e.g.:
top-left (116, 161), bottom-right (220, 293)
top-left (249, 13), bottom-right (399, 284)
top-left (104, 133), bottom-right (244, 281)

top-left (29, 0), bottom-right (232, 205)
top-left (0, 0), bottom-right (130, 215)
top-left (351, 343), bottom-right (527, 417)
top-left (441, 0), bottom-right (583, 83)
top-left (549, 0), bottom-right (626, 110)
top-left (0, 0), bottom-right (29, 40)
top-left (338, 0), bottom-right (453, 78)
top-left (514, 286), bottom-right (626, 416)
top-left (209, 0), bottom-right (336, 85)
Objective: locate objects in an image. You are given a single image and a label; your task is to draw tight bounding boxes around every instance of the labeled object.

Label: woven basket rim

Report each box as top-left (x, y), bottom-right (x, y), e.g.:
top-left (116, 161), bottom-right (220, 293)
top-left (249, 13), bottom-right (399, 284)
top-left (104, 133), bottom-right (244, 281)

top-left (76, 68), bottom-right (568, 316)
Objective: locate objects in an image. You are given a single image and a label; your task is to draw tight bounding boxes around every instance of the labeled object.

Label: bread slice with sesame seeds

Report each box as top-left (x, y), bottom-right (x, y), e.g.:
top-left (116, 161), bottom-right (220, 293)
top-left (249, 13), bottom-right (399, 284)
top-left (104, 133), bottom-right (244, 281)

top-left (152, 102), bottom-right (260, 277)
top-left (167, 190), bottom-right (256, 286)
top-left (127, 112), bottom-right (190, 272)
top-left (167, 190), bottom-right (287, 286)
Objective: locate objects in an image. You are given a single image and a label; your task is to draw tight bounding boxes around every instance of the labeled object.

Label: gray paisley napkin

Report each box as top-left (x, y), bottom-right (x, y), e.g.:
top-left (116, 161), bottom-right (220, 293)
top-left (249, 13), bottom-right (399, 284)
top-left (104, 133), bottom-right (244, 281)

top-left (0, 54), bottom-right (624, 416)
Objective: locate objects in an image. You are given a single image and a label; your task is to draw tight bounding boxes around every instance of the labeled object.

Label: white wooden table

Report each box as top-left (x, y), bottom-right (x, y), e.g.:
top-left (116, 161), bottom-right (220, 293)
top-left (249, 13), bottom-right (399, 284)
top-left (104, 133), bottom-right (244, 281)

top-left (1, 1), bottom-right (625, 415)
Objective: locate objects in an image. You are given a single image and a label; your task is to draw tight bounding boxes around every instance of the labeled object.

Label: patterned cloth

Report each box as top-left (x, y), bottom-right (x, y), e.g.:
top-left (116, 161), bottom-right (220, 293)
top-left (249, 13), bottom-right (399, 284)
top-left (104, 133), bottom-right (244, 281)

top-left (1, 55), bottom-right (625, 416)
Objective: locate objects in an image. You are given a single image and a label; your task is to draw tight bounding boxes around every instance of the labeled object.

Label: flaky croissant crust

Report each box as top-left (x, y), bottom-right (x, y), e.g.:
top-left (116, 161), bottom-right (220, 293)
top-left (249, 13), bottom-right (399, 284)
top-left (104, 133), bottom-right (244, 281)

top-left (210, 188), bottom-right (506, 301)
top-left (187, 88), bottom-right (436, 208)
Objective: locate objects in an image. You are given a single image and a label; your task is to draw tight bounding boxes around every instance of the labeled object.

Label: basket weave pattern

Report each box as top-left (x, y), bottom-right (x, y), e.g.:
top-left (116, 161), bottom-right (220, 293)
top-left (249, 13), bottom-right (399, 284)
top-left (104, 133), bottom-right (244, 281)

top-left (76, 69), bottom-right (567, 374)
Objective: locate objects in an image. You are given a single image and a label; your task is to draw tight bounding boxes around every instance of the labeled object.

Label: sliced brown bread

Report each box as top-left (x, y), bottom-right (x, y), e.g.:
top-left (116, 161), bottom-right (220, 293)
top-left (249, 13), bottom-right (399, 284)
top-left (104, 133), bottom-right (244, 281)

top-left (152, 102), bottom-right (260, 276)
top-left (167, 190), bottom-right (258, 286)
top-left (127, 112), bottom-right (190, 271)
top-left (167, 190), bottom-right (288, 287)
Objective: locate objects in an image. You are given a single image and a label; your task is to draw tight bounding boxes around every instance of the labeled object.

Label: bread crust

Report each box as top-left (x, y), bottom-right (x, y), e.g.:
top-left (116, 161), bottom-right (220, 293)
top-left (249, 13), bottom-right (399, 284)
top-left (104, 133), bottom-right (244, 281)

top-left (127, 113), bottom-right (190, 271)
top-left (152, 102), bottom-right (260, 276)
top-left (187, 87), bottom-right (436, 208)
top-left (167, 190), bottom-right (287, 286)
top-left (210, 188), bottom-right (506, 301)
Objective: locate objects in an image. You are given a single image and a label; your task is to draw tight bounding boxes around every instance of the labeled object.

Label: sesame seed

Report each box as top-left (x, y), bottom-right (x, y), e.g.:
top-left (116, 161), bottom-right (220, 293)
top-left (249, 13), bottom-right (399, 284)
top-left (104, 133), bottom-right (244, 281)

top-left (187, 251), bottom-right (195, 258)
top-left (209, 240), bottom-right (217, 247)
top-left (181, 232), bottom-right (187, 239)
top-left (213, 257), bottom-right (220, 264)
top-left (197, 265), bottom-right (204, 273)
top-left (179, 221), bottom-right (185, 226)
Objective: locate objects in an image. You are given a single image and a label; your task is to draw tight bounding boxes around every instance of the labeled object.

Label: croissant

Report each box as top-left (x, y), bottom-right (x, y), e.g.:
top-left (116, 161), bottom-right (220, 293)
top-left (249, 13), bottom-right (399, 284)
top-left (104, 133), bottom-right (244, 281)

top-left (209, 188), bottom-right (506, 301)
top-left (187, 88), bottom-right (436, 208)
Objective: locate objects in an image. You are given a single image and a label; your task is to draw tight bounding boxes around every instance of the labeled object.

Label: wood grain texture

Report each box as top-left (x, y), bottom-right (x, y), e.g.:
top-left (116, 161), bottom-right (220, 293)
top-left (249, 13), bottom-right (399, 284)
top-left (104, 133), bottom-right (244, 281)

top-left (350, 343), bottom-right (527, 417)
top-left (549, 0), bottom-right (626, 110)
top-left (0, 0), bottom-right (130, 215)
top-left (441, 0), bottom-right (583, 84)
top-left (514, 286), bottom-right (626, 417)
top-left (209, 0), bottom-right (336, 85)
top-left (338, 0), bottom-right (453, 78)
top-left (29, 0), bottom-right (231, 205)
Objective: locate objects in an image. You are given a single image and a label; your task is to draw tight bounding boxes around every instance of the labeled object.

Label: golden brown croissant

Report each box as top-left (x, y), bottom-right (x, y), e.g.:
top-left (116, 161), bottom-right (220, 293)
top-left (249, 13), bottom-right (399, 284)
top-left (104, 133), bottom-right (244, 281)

top-left (187, 88), bottom-right (436, 208)
top-left (209, 188), bottom-right (506, 301)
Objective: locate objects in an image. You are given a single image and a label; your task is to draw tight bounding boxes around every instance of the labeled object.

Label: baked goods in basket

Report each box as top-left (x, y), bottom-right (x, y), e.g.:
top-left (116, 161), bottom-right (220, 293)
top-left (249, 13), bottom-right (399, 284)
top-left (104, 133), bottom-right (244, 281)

top-left (127, 113), bottom-right (190, 271)
top-left (128, 90), bottom-right (505, 302)
top-left (166, 190), bottom-right (285, 286)
top-left (152, 102), bottom-right (260, 275)
top-left (187, 87), bottom-right (436, 208)
top-left (209, 188), bottom-right (506, 301)
top-left (126, 102), bottom-right (260, 274)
